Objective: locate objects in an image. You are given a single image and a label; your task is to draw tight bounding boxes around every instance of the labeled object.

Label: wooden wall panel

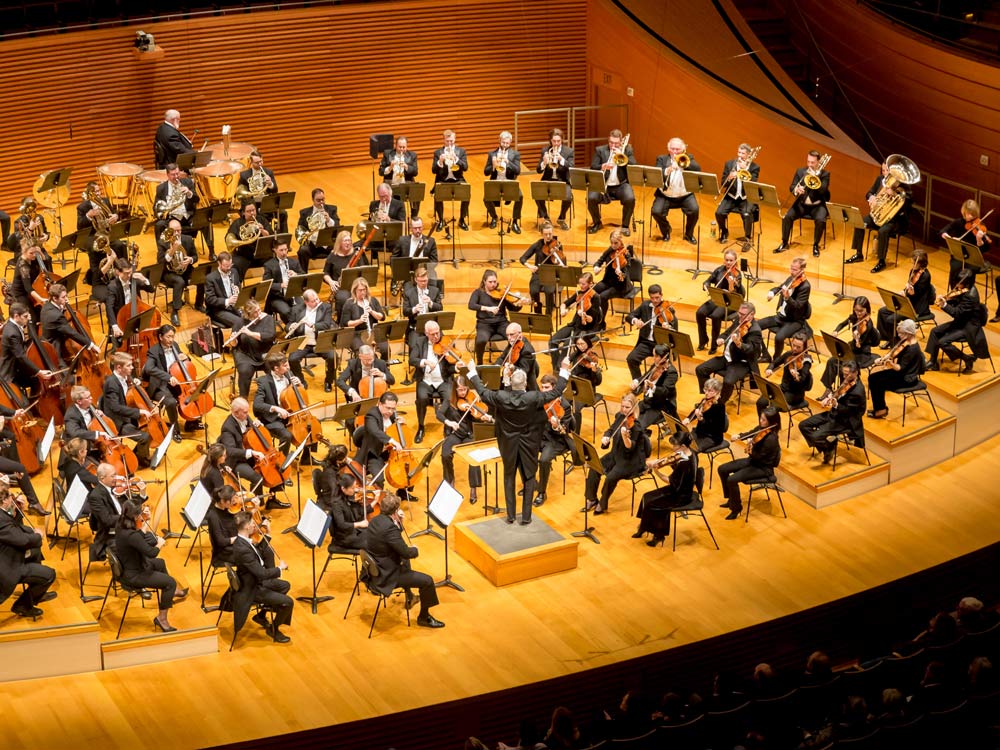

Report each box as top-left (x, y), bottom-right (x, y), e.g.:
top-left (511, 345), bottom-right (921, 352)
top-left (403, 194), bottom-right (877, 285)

top-left (0, 0), bottom-right (587, 209)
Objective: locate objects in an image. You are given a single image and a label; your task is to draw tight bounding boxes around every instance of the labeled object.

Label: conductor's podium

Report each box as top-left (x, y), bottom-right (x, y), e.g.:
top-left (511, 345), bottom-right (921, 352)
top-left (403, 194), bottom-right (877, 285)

top-left (454, 516), bottom-right (578, 587)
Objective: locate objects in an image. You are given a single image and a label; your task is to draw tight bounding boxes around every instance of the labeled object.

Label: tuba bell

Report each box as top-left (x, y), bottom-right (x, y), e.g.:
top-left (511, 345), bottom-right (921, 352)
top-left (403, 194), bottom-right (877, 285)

top-left (870, 154), bottom-right (920, 226)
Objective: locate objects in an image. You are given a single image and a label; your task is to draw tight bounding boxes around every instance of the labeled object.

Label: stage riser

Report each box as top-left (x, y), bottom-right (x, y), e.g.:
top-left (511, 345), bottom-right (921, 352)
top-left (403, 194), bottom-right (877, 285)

top-left (777, 462), bottom-right (890, 509)
top-left (0, 624), bottom-right (101, 682)
top-left (101, 627), bottom-right (220, 671)
top-left (454, 517), bottom-right (579, 587)
top-left (867, 419), bottom-right (957, 483)
top-left (925, 382), bottom-right (1000, 454)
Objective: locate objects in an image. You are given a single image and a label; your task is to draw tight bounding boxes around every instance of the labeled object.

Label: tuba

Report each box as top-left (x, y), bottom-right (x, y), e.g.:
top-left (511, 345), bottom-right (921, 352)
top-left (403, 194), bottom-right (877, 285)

top-left (82, 187), bottom-right (114, 233)
top-left (611, 133), bottom-right (631, 167)
top-left (870, 154), bottom-right (920, 226)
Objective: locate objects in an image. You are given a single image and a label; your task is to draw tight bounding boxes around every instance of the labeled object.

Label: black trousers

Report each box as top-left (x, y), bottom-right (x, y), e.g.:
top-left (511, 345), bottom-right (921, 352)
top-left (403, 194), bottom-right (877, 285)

top-left (588, 183), bottom-right (635, 227)
top-left (12, 562), bottom-right (55, 610)
top-left (781, 202), bottom-right (827, 246)
top-left (799, 413), bottom-right (845, 452)
top-left (696, 301), bottom-right (734, 350)
top-left (162, 269), bottom-right (204, 312)
top-left (119, 421), bottom-right (151, 461)
top-left (254, 577), bottom-right (293, 628)
top-left (695, 357), bottom-right (751, 405)
top-left (718, 457), bottom-right (772, 510)
top-left (584, 453), bottom-right (637, 511)
top-left (537, 432), bottom-right (573, 495)
top-left (652, 192), bottom-right (699, 239)
top-left (626, 338), bottom-right (656, 381)
top-left (210, 309), bottom-right (244, 331)
top-left (0, 455), bottom-right (39, 505)
top-left (475, 319), bottom-right (508, 364)
top-left (415, 381), bottom-right (451, 429)
top-left (441, 433), bottom-right (482, 489)
top-left (234, 352), bottom-right (265, 399)
top-left (500, 440), bottom-right (539, 522)
top-left (289, 346), bottom-right (337, 385)
top-left (126, 557), bottom-right (179, 609)
top-left (926, 323), bottom-right (968, 362)
top-left (397, 566), bottom-right (439, 616)
top-left (234, 461), bottom-right (266, 494)
top-left (148, 383), bottom-right (180, 428)
top-left (535, 181), bottom-right (572, 221)
top-left (715, 196), bottom-right (753, 239)
top-left (267, 296), bottom-right (292, 325)
top-left (758, 315), bottom-right (804, 361)
top-left (869, 371), bottom-right (915, 413)
top-left (850, 215), bottom-right (896, 262)
top-left (484, 193), bottom-right (523, 223)
top-left (528, 274), bottom-right (557, 316)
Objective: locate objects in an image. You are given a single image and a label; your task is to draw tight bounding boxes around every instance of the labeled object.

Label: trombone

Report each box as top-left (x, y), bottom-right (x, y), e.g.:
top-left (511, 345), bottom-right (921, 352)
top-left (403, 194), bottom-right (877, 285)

top-left (610, 133), bottom-right (631, 167)
top-left (716, 145), bottom-right (761, 201)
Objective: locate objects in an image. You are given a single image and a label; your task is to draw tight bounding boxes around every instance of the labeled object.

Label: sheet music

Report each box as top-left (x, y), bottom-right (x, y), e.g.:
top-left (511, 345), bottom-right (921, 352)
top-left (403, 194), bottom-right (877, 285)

top-left (63, 476), bottom-right (88, 523)
top-left (295, 500), bottom-right (330, 548)
top-left (182, 481), bottom-right (212, 529)
top-left (469, 446), bottom-right (501, 462)
top-left (428, 480), bottom-right (463, 528)
top-left (39, 417), bottom-right (56, 463)
top-left (151, 425), bottom-right (174, 469)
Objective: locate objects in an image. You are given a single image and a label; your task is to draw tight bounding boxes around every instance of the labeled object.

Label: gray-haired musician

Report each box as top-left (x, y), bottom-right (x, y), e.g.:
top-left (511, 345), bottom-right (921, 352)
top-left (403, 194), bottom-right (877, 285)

top-left (153, 109), bottom-right (194, 169)
top-left (484, 130), bottom-right (523, 234)
top-left (715, 143), bottom-right (760, 243)
top-left (432, 129), bottom-right (470, 232)
top-left (379, 136), bottom-right (420, 216)
top-left (652, 137), bottom-right (702, 244)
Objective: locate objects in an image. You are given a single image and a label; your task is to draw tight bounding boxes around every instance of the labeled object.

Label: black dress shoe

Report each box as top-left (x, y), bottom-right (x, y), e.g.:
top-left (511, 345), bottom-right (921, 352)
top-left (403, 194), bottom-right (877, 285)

top-left (503, 516), bottom-right (515, 524)
top-left (773, 244), bottom-right (787, 254)
top-left (194, 304), bottom-right (207, 314)
top-left (879, 341), bottom-right (892, 350)
top-left (991, 314), bottom-right (1000, 324)
top-left (459, 220), bottom-right (470, 231)
top-left (488, 218), bottom-right (497, 229)
top-left (925, 358), bottom-right (939, 371)
top-left (822, 448), bottom-right (835, 465)
top-left (39, 591), bottom-right (57, 603)
top-left (519, 518), bottom-right (532, 526)
top-left (172, 430), bottom-right (183, 444)
top-left (593, 507), bottom-right (604, 515)
top-left (866, 410), bottom-right (888, 419)
top-left (662, 232), bottom-right (671, 242)
top-left (963, 356), bottom-right (975, 373)
top-left (558, 220), bottom-right (569, 231)
top-left (266, 497), bottom-right (291, 510)
top-left (646, 537), bottom-right (664, 547)
top-left (708, 348), bottom-right (718, 356)
top-left (724, 510), bottom-right (741, 520)
top-left (153, 617), bottom-right (177, 633)
top-left (844, 253), bottom-right (864, 264)
top-left (435, 220), bottom-right (445, 232)
top-left (324, 382), bottom-right (332, 392)
top-left (414, 427), bottom-right (425, 443)
top-left (417, 614), bottom-right (445, 629)
top-left (532, 493), bottom-right (545, 507)
top-left (269, 626), bottom-right (291, 643)
top-left (718, 233), bottom-right (728, 243)
top-left (251, 611), bottom-right (270, 628)
top-left (13, 605), bottom-right (43, 618)
top-left (812, 245), bottom-right (821, 257)
top-left (579, 501), bottom-right (597, 513)
top-left (28, 503), bottom-right (51, 516)
top-left (683, 235), bottom-right (697, 245)
top-left (622, 227), bottom-right (631, 237)
top-left (588, 223), bottom-right (603, 234)
top-left (697, 343), bottom-right (707, 351)
top-left (511, 222), bottom-right (521, 234)
top-left (171, 312), bottom-right (181, 327)
top-left (871, 262), bottom-right (886, 273)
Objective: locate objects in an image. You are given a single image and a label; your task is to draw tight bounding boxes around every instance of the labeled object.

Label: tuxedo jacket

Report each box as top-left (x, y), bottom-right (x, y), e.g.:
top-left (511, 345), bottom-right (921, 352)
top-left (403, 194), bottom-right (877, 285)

top-left (252, 373), bottom-right (286, 425)
top-left (484, 148), bottom-right (522, 180)
top-left (115, 526), bottom-right (163, 581)
top-left (143, 342), bottom-right (186, 394)
top-left (409, 335), bottom-right (457, 385)
top-left (367, 198), bottom-right (407, 222)
top-left (336, 357), bottom-right (394, 397)
top-left (230, 535), bottom-right (283, 633)
top-left (591, 144), bottom-right (636, 184)
top-left (101, 374), bottom-right (140, 429)
top-left (238, 167), bottom-right (279, 196)
top-left (105, 275), bottom-right (155, 329)
top-left (0, 322), bottom-right (38, 390)
top-left (261, 256), bottom-right (304, 302)
top-left (219, 414), bottom-right (250, 469)
top-left (431, 146), bottom-right (469, 183)
top-left (769, 277), bottom-right (812, 323)
top-left (379, 148), bottom-right (418, 182)
top-left (366, 513), bottom-right (418, 590)
top-left (86, 482), bottom-right (121, 558)
top-left (156, 232), bottom-right (197, 267)
top-left (720, 319), bottom-right (763, 367)
top-left (297, 204), bottom-right (340, 235)
top-left (654, 154), bottom-right (703, 198)
top-left (205, 268), bottom-right (243, 315)
top-left (471, 373), bottom-right (567, 463)
top-left (154, 177), bottom-right (199, 216)
top-left (788, 167), bottom-right (831, 205)
top-left (0, 508), bottom-right (45, 600)
top-left (153, 122), bottom-right (193, 168)
top-left (76, 199), bottom-right (100, 231)
top-left (721, 159), bottom-right (761, 200)
top-left (288, 299), bottom-right (334, 333)
top-left (401, 282), bottom-right (443, 323)
top-left (500, 339), bottom-right (538, 391)
top-left (356, 405), bottom-right (399, 464)
top-left (41, 301), bottom-right (90, 352)
top-left (537, 145), bottom-right (574, 182)
top-left (63, 403), bottom-right (101, 442)
top-left (392, 235), bottom-right (438, 263)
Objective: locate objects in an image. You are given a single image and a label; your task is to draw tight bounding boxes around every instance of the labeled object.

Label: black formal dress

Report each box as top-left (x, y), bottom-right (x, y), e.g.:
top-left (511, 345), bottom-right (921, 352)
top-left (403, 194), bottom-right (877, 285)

top-left (799, 379), bottom-right (867, 455)
top-left (636, 451), bottom-right (698, 536)
top-left (206, 504), bottom-right (238, 564)
top-left (821, 317), bottom-right (879, 388)
top-left (518, 238), bottom-right (559, 315)
top-left (328, 489), bottom-right (371, 552)
top-left (468, 288), bottom-right (519, 364)
top-left (869, 343), bottom-right (924, 413)
top-left (925, 287), bottom-right (989, 365)
top-left (584, 414), bottom-right (650, 512)
top-left (756, 351), bottom-right (813, 415)
top-left (549, 291), bottom-right (605, 371)
top-left (876, 267), bottom-right (933, 343)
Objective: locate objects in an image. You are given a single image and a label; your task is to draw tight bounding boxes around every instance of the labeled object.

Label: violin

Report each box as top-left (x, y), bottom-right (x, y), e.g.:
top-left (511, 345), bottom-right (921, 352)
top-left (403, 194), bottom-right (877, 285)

top-left (734, 425), bottom-right (776, 454)
top-left (604, 243), bottom-right (630, 281)
top-left (575, 287), bottom-right (597, 325)
top-left (541, 236), bottom-right (566, 266)
top-left (957, 209), bottom-right (993, 243)
top-left (432, 331), bottom-right (465, 364)
top-left (771, 349), bottom-right (809, 378)
top-left (456, 392), bottom-right (493, 423)
top-left (850, 313), bottom-right (870, 348)
top-left (872, 337), bottom-right (910, 373)
top-left (685, 393), bottom-right (718, 427)
top-left (723, 313), bottom-right (753, 349)
top-left (652, 299), bottom-right (676, 327)
top-left (356, 485), bottom-right (383, 523)
top-left (779, 271), bottom-right (806, 296)
top-left (125, 379), bottom-right (170, 452)
top-left (578, 348), bottom-right (601, 373)
top-left (905, 265), bottom-right (923, 295)
top-left (821, 374), bottom-right (857, 409)
top-left (632, 353), bottom-right (671, 395)
top-left (544, 399), bottom-right (567, 434)
top-left (718, 264), bottom-right (741, 291)
top-left (499, 337), bottom-right (524, 387)
top-left (115, 476), bottom-right (149, 498)
top-left (647, 451), bottom-right (684, 470)
top-left (243, 420), bottom-right (290, 489)
top-left (488, 280), bottom-right (527, 307)
top-left (278, 377), bottom-right (324, 448)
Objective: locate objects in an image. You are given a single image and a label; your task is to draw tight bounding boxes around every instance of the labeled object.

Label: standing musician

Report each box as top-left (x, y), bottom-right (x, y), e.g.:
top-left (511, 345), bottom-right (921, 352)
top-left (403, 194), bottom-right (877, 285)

top-left (549, 273), bottom-right (605, 371)
top-left (438, 375), bottom-right (486, 504)
top-left (695, 301), bottom-right (762, 406)
top-left (229, 510), bottom-right (294, 643)
top-left (567, 335), bottom-right (603, 434)
top-left (582, 392), bottom-right (650, 515)
top-left (0, 480), bottom-right (56, 619)
top-left (154, 163), bottom-right (211, 255)
top-left (592, 229), bottom-right (634, 311)
top-left (466, 358), bottom-right (571, 524)
top-left (633, 430), bottom-right (698, 546)
top-left (379, 135), bottom-right (420, 216)
top-left (205, 252), bottom-right (244, 330)
top-left (337, 344), bottom-right (395, 404)
top-left (401, 265), bottom-right (443, 349)
top-left (757, 330), bottom-right (813, 416)
top-left (868, 319), bottom-right (924, 420)
top-left (0, 303), bottom-right (52, 392)
top-left (925, 268), bottom-right (987, 373)
top-left (535, 128), bottom-right (574, 230)
top-left (286, 289), bottom-right (337, 392)
top-left (296, 188), bottom-right (339, 269)
top-left (153, 109), bottom-right (194, 168)
top-left (409, 320), bottom-right (457, 444)
top-left (718, 407), bottom-right (781, 519)
top-left (683, 378), bottom-right (727, 452)
top-left (940, 199), bottom-right (992, 291)
top-left (587, 129), bottom-right (636, 236)
top-left (651, 137), bottom-right (702, 244)
top-left (483, 130), bottom-right (523, 234)
top-left (106, 258), bottom-right (154, 343)
top-left (626, 284), bottom-right (675, 381)
top-left (431, 129), bottom-right (470, 232)
top-left (519, 221), bottom-right (562, 316)
top-left (821, 297), bottom-right (878, 389)
top-left (157, 218), bottom-right (202, 326)
top-left (499, 322), bottom-right (538, 391)
top-left (102, 352), bottom-right (153, 468)
top-left (225, 201), bottom-right (272, 278)
top-left (143, 323), bottom-right (203, 438)
top-left (876, 249), bottom-right (933, 346)
top-left (759, 257), bottom-right (811, 362)
top-left (340, 277), bottom-right (387, 359)
top-left (715, 143), bottom-right (760, 243)
top-left (369, 181), bottom-right (407, 223)
top-left (86, 463), bottom-right (126, 561)
top-left (206, 484), bottom-right (239, 564)
top-left (229, 298), bottom-right (275, 400)
top-left (534, 373), bottom-right (577, 507)
top-left (697, 249), bottom-right (745, 354)
top-left (845, 160), bottom-right (913, 273)
top-left (799, 360), bottom-right (866, 464)
top-left (392, 216), bottom-right (439, 263)
top-left (323, 230), bottom-right (366, 319)
top-left (775, 150), bottom-right (831, 257)
top-left (261, 240), bottom-right (303, 325)
top-left (633, 343), bottom-right (679, 430)
top-left (469, 269), bottom-right (525, 365)
top-left (116, 499), bottom-right (188, 633)
top-left (325, 473), bottom-right (371, 552)
top-left (40, 283), bottom-right (102, 362)
top-left (366, 492), bottom-right (445, 629)
top-left (252, 353), bottom-right (299, 453)
top-left (218, 398), bottom-right (290, 509)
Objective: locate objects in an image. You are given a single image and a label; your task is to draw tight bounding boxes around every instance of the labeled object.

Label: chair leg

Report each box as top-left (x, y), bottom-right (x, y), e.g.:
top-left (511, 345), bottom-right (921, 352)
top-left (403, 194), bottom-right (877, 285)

top-left (343, 579), bottom-right (361, 620)
top-left (701, 512), bottom-right (721, 549)
top-left (926, 391), bottom-right (939, 420)
top-left (368, 596), bottom-right (384, 639)
top-left (776, 489), bottom-right (788, 518)
top-left (116, 595), bottom-right (132, 640)
top-left (671, 513), bottom-right (678, 551)
top-left (97, 578), bottom-right (114, 619)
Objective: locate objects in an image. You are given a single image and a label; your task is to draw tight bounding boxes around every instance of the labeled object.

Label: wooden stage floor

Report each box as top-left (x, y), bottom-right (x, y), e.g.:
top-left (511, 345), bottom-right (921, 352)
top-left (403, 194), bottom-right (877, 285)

top-left (1, 162), bottom-right (999, 749)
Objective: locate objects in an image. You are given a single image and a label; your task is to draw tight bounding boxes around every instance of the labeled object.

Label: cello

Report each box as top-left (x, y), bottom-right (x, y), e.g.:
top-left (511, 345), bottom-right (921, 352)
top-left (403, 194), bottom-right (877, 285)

top-left (63, 302), bottom-right (112, 398)
top-left (384, 418), bottom-right (426, 491)
top-left (24, 324), bottom-right (69, 426)
top-left (169, 354), bottom-right (213, 423)
top-left (243, 420), bottom-right (290, 489)
top-left (125, 378), bottom-right (169, 452)
top-left (116, 242), bottom-right (161, 371)
top-left (278, 378), bottom-right (324, 448)
top-left (88, 407), bottom-right (139, 476)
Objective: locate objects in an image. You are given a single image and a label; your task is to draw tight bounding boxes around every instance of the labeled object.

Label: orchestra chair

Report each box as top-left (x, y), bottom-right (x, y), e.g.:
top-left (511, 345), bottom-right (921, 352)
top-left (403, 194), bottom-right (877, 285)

top-left (956, 339), bottom-right (996, 376)
top-left (796, 216), bottom-right (834, 243)
top-left (98, 548), bottom-right (160, 640)
top-left (85, 296), bottom-right (106, 333)
top-left (198, 548), bottom-right (227, 613)
top-left (628, 468), bottom-right (658, 517)
top-left (701, 413), bottom-right (734, 490)
top-left (744, 473), bottom-right (788, 524)
top-left (667, 467), bottom-right (719, 552)
top-left (809, 429), bottom-right (871, 471)
top-left (895, 380), bottom-right (938, 427)
top-left (862, 209), bottom-right (915, 266)
top-left (609, 256), bottom-right (643, 321)
top-left (343, 549), bottom-right (411, 639)
top-left (216, 563), bottom-right (276, 651)
top-left (755, 374), bottom-right (813, 447)
top-left (568, 376), bottom-right (611, 443)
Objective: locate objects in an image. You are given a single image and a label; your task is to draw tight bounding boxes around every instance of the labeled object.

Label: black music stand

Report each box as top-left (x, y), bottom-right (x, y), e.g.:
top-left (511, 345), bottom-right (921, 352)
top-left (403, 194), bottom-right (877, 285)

top-left (570, 432), bottom-right (601, 544)
top-left (233, 280), bottom-right (273, 311)
top-left (191, 204), bottom-right (230, 259)
top-left (707, 287), bottom-right (745, 323)
top-left (415, 310), bottom-right (456, 334)
top-left (260, 191), bottom-right (295, 215)
top-left (821, 331), bottom-right (856, 375)
top-left (37, 167), bottom-right (72, 240)
top-left (175, 151), bottom-right (212, 171)
top-left (946, 237), bottom-right (988, 301)
top-left (373, 319), bottom-right (409, 365)
top-left (681, 171), bottom-right (721, 279)
top-left (252, 235), bottom-right (278, 264)
top-left (312, 225), bottom-right (340, 252)
top-left (366, 222), bottom-right (404, 266)
top-left (742, 181), bottom-right (780, 286)
top-left (189, 262), bottom-right (213, 291)
top-left (826, 202), bottom-right (866, 304)
top-left (627, 164), bottom-right (666, 273)
top-left (663, 329), bottom-right (696, 373)
top-left (569, 168), bottom-right (607, 265)
top-left (56, 267), bottom-right (82, 297)
top-left (334, 327), bottom-right (357, 355)
top-left (340, 265), bottom-right (379, 297)
top-left (52, 228), bottom-right (90, 269)
top-left (284, 272), bottom-right (325, 300)
top-left (185, 368), bottom-right (221, 448)
top-left (293, 499), bottom-right (334, 614)
top-left (391, 182), bottom-right (425, 223)
top-left (140, 262), bottom-right (164, 293)
top-left (427, 478), bottom-right (464, 592)
top-left (508, 311), bottom-right (553, 337)
top-left (876, 287), bottom-right (919, 338)
top-left (108, 216), bottom-right (145, 242)
top-left (434, 182), bottom-right (470, 265)
top-left (150, 425), bottom-right (188, 539)
top-left (280, 438), bottom-right (311, 533)
top-left (411, 440), bottom-right (445, 542)
top-left (482, 180), bottom-right (521, 268)
top-left (477, 365), bottom-right (502, 390)
top-left (121, 307), bottom-right (157, 348)
top-left (329, 398), bottom-right (376, 444)
top-left (389, 256), bottom-right (423, 301)
top-left (530, 181), bottom-right (571, 232)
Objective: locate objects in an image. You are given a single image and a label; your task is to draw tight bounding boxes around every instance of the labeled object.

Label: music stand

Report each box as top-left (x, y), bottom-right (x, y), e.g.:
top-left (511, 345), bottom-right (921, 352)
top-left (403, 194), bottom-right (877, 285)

top-left (122, 307), bottom-right (157, 341)
top-left (293, 499), bottom-right (334, 614)
top-left (233, 280), bottom-right (273, 311)
top-left (52, 228), bottom-right (90, 269)
top-left (946, 237), bottom-right (988, 300)
top-left (330, 397), bottom-right (376, 443)
top-left (426, 478), bottom-right (465, 591)
top-left (508, 311), bottom-right (553, 337)
top-left (140, 262), bottom-right (164, 292)
top-left (569, 168), bottom-right (607, 265)
top-left (37, 167), bottom-right (72, 239)
top-left (334, 327), bottom-right (357, 356)
top-left (743, 181), bottom-right (781, 286)
top-left (56, 267), bottom-right (82, 297)
top-left (259, 190), bottom-right (296, 221)
top-left (373, 319), bottom-right (409, 364)
top-left (416, 310), bottom-right (456, 334)
top-left (149, 425), bottom-right (187, 539)
top-left (252, 234), bottom-right (278, 263)
top-left (108, 216), bottom-right (145, 242)
top-left (285, 272), bottom-right (325, 300)
top-left (530, 181), bottom-right (571, 232)
top-left (826, 202), bottom-right (866, 304)
top-left (707, 287), bottom-right (745, 318)
top-left (61, 476), bottom-right (101, 601)
top-left (389, 256), bottom-right (422, 301)
top-left (340, 264), bottom-right (379, 295)
top-left (434, 182), bottom-right (470, 265)
top-left (680, 171), bottom-right (721, 278)
top-left (279, 438), bottom-right (311, 533)
top-left (627, 164), bottom-right (667, 272)
top-left (821, 331), bottom-right (855, 373)
top-left (570, 432), bottom-right (601, 544)
top-left (482, 180), bottom-right (522, 268)
top-left (663, 329), bottom-right (695, 373)
top-left (189, 261), bottom-right (213, 290)
top-left (410, 440), bottom-right (446, 541)
top-left (477, 365), bottom-right (502, 390)
top-left (876, 286), bottom-right (919, 337)
top-left (366, 222), bottom-right (404, 266)
top-left (175, 151), bottom-right (212, 171)
top-left (184, 368), bottom-right (221, 448)
top-left (391, 182), bottom-right (425, 223)
top-left (312, 224), bottom-right (340, 251)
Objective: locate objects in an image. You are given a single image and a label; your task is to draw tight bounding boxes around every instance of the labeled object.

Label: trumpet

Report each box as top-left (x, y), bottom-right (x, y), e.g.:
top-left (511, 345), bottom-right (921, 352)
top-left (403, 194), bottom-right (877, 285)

top-left (494, 148), bottom-right (508, 174)
top-left (442, 145), bottom-right (460, 173)
top-left (544, 146), bottom-right (562, 171)
top-left (390, 154), bottom-right (407, 185)
top-left (610, 133), bottom-right (631, 167)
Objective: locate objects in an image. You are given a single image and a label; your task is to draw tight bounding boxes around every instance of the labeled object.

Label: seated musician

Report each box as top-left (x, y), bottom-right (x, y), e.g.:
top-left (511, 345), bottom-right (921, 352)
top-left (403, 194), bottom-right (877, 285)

top-left (697, 249), bottom-right (744, 354)
top-left (337, 344), bottom-right (395, 404)
top-left (322, 230), bottom-right (366, 319)
top-left (225, 200), bottom-right (272, 279)
top-left (0, 405), bottom-right (48, 515)
top-left (153, 163), bottom-right (210, 255)
top-left (7, 198), bottom-right (50, 254)
top-left (238, 151), bottom-right (285, 232)
top-left (380, 136), bottom-right (419, 211)
top-left (587, 129), bottom-right (635, 236)
top-left (87, 234), bottom-right (125, 307)
top-left (199, 442), bottom-right (229, 501)
top-left (651, 138), bottom-right (702, 244)
top-left (483, 130), bottom-right (523, 234)
top-left (868, 319), bottom-right (924, 420)
top-left (115, 499), bottom-right (189, 633)
top-left (519, 221), bottom-right (561, 316)
top-left (286, 289), bottom-right (337, 392)
top-left (105, 258), bottom-right (154, 344)
top-left (535, 128), bottom-right (574, 230)
top-left (0, 302), bottom-right (53, 393)
top-left (582, 392), bottom-right (650, 515)
top-left (535, 373), bottom-right (576, 507)
top-left (326, 472), bottom-right (372, 553)
top-left (821, 297), bottom-right (878, 389)
top-left (876, 250), bottom-right (933, 346)
top-left (940, 199), bottom-right (991, 291)
top-left (218, 398), bottom-right (290, 509)
top-left (77, 180), bottom-right (120, 232)
top-left (500, 322), bottom-right (537, 391)
top-left (261, 240), bottom-right (303, 325)
top-left (437, 375), bottom-right (486, 504)
top-left (845, 160), bottom-right (913, 273)
top-left (340, 277), bottom-right (387, 359)
top-left (593, 229), bottom-right (635, 310)
top-left (549, 272), bottom-right (604, 371)
top-left (683, 377), bottom-right (727, 452)
top-left (157, 218), bottom-right (203, 326)
top-left (314, 444), bottom-right (351, 509)
top-left (369, 181), bottom-right (407, 223)
top-left (205, 252), bottom-right (244, 330)
top-left (64, 386), bottom-right (115, 456)
top-left (355, 391), bottom-right (406, 488)
top-left (251, 353), bottom-right (298, 453)
top-left (715, 143), bottom-right (760, 244)
top-left (296, 188), bottom-right (339, 269)
top-left (799, 360), bottom-right (866, 464)
top-left (229, 510), bottom-right (293, 643)
top-left (568, 335), bottom-right (603, 433)
top-left (206, 484), bottom-right (239, 564)
top-left (432, 129), bottom-right (470, 231)
top-left (0, 480), bottom-right (56, 619)
top-left (759, 258), bottom-right (811, 362)
top-left (229, 298), bottom-right (275, 400)
top-left (695, 301), bottom-right (762, 405)
top-left (392, 217), bottom-right (438, 263)
top-left (634, 343), bottom-right (678, 430)
top-left (409, 320), bottom-right (457, 444)
top-left (58, 436), bottom-right (100, 493)
top-left (86, 463), bottom-right (124, 561)
top-left (757, 331), bottom-right (813, 415)
top-left (774, 150), bottom-right (830, 258)
top-left (142, 323), bottom-right (201, 438)
top-left (102, 352), bottom-right (153, 468)
top-left (925, 269), bottom-right (988, 373)
top-left (718, 407), bottom-right (782, 519)
top-left (401, 265), bottom-right (442, 349)
top-left (469, 269), bottom-right (524, 365)
top-left (633, 430), bottom-right (698, 546)
top-left (626, 284), bottom-right (675, 381)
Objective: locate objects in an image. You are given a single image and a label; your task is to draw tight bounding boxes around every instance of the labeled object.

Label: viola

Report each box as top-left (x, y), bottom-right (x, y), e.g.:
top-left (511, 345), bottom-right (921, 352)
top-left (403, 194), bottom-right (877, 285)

top-left (279, 378), bottom-right (324, 447)
top-left (652, 299), bottom-right (675, 326)
top-left (958, 209), bottom-right (993, 243)
top-left (125, 379), bottom-right (170, 452)
top-left (499, 337), bottom-right (524, 386)
top-left (384, 418), bottom-right (425, 490)
top-left (735, 425), bottom-right (775, 454)
top-left (115, 476), bottom-right (150, 499)
top-left (578, 348), bottom-right (601, 372)
top-left (632, 354), bottom-right (671, 395)
top-left (88, 408), bottom-right (139, 476)
top-left (821, 374), bottom-right (857, 409)
top-left (243, 420), bottom-right (290, 489)
top-left (719, 264), bottom-right (741, 291)
top-left (541, 237), bottom-right (566, 266)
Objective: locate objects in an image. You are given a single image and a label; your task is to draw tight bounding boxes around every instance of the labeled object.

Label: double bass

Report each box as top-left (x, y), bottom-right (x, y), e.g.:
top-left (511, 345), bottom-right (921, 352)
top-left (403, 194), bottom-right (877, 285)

top-left (116, 243), bottom-right (161, 370)
top-left (63, 302), bottom-right (112, 398)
